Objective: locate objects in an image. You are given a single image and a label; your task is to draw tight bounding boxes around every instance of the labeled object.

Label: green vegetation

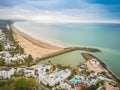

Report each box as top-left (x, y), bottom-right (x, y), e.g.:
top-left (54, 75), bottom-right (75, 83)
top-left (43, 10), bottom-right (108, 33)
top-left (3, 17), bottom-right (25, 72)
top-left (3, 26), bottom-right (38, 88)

top-left (73, 68), bottom-right (78, 75)
top-left (99, 80), bottom-right (105, 85)
top-left (15, 78), bottom-right (28, 90)
top-left (0, 79), bottom-right (15, 90)
top-left (57, 64), bottom-right (71, 70)
top-left (27, 78), bottom-right (39, 90)
top-left (81, 80), bottom-right (105, 90)
top-left (0, 77), bottom-right (39, 90)
top-left (46, 84), bottom-right (53, 89)
top-left (0, 43), bottom-right (4, 51)
top-left (15, 44), bottom-right (24, 54)
top-left (0, 30), bottom-right (34, 67)
top-left (68, 68), bottom-right (77, 80)
top-left (81, 70), bottom-right (91, 76)
top-left (100, 87), bottom-right (106, 90)
top-left (15, 78), bottom-right (39, 90)
top-left (68, 72), bottom-right (74, 80)
top-left (25, 54), bottom-right (33, 66)
top-left (5, 31), bottom-right (24, 55)
top-left (0, 58), bottom-right (5, 66)
top-left (5, 31), bottom-right (15, 43)
top-left (0, 81), bottom-right (6, 87)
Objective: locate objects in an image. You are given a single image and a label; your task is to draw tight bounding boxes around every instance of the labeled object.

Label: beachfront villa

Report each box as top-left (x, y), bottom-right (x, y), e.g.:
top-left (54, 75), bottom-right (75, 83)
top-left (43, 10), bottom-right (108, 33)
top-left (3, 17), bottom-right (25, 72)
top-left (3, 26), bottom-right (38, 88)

top-left (0, 67), bottom-right (15, 79)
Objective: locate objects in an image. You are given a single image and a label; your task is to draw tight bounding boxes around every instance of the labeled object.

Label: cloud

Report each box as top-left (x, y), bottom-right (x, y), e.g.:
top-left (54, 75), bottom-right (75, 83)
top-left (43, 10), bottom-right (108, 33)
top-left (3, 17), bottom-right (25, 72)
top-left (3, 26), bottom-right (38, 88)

top-left (0, 0), bottom-right (120, 23)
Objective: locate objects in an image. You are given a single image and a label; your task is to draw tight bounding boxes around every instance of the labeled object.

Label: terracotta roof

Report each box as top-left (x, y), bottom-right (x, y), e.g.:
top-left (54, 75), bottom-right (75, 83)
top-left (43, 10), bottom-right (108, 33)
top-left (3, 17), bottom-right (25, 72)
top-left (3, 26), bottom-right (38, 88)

top-left (76, 83), bottom-right (85, 87)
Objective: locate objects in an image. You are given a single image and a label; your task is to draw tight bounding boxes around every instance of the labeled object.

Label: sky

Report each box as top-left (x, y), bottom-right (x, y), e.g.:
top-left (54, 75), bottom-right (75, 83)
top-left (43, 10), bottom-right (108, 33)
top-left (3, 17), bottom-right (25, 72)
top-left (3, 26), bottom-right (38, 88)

top-left (0, 0), bottom-right (120, 23)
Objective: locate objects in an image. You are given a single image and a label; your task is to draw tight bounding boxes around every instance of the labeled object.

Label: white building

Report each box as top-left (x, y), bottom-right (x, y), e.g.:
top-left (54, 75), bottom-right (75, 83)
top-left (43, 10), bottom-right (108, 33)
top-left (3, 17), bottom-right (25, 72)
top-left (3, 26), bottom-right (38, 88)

top-left (58, 80), bottom-right (75, 90)
top-left (0, 29), bottom-right (3, 35)
top-left (31, 64), bottom-right (71, 87)
top-left (4, 43), bottom-right (11, 50)
top-left (25, 68), bottom-right (35, 77)
top-left (38, 67), bottom-right (71, 86)
top-left (6, 24), bottom-right (10, 30)
top-left (0, 67), bottom-right (15, 79)
top-left (17, 66), bottom-right (26, 73)
top-left (89, 59), bottom-right (100, 67)
top-left (16, 54), bottom-right (28, 61)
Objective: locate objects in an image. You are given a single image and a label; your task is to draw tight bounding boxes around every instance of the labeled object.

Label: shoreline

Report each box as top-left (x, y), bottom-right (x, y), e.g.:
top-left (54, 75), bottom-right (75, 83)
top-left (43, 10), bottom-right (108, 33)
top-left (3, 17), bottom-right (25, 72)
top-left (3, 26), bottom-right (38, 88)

top-left (11, 23), bottom-right (63, 60)
top-left (14, 22), bottom-right (66, 48)
top-left (12, 23), bottom-right (63, 49)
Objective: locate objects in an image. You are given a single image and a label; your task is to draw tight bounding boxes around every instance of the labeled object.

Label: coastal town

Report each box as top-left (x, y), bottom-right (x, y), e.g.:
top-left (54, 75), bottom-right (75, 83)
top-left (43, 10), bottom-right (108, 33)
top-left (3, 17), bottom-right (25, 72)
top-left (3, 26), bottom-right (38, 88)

top-left (0, 21), bottom-right (120, 90)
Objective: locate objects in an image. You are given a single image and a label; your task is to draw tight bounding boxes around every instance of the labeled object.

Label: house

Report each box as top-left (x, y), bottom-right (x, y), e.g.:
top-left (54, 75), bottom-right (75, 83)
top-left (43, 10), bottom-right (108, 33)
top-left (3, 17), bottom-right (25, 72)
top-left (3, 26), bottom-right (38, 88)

top-left (57, 80), bottom-right (75, 90)
top-left (0, 67), bottom-right (15, 79)
top-left (89, 72), bottom-right (97, 78)
top-left (79, 64), bottom-right (88, 71)
top-left (97, 75), bottom-right (116, 86)
top-left (76, 83), bottom-right (85, 88)
top-left (4, 43), bottom-right (11, 50)
top-left (89, 59), bottom-right (100, 67)
top-left (17, 66), bottom-right (26, 73)
top-left (25, 67), bottom-right (35, 77)
top-left (6, 24), bottom-right (10, 30)
top-left (0, 51), bottom-right (11, 57)
top-left (16, 54), bottom-right (28, 60)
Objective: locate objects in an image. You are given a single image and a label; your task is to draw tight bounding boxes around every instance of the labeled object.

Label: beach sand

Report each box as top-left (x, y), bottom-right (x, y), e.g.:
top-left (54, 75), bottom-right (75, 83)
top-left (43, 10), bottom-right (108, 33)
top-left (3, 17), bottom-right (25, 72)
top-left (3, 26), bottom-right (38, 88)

top-left (11, 24), bottom-right (63, 61)
top-left (105, 82), bottom-right (118, 90)
top-left (85, 61), bottom-right (106, 73)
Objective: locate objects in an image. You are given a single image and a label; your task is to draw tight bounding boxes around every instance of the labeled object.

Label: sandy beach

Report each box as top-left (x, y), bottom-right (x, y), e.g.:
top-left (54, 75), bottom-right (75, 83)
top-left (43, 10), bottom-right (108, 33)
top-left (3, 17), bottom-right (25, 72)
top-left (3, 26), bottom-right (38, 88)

top-left (11, 24), bottom-right (63, 61)
top-left (85, 61), bottom-right (106, 73)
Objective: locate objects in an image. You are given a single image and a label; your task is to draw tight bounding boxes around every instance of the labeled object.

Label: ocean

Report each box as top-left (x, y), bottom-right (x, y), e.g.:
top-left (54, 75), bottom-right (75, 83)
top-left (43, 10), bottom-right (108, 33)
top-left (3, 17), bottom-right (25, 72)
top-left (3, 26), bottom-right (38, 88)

top-left (15, 22), bottom-right (120, 77)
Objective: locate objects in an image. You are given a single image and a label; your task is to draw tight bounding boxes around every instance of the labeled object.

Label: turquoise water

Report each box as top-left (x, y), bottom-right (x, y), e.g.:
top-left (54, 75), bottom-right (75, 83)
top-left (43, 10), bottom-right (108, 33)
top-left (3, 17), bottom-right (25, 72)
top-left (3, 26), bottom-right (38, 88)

top-left (15, 22), bottom-right (120, 77)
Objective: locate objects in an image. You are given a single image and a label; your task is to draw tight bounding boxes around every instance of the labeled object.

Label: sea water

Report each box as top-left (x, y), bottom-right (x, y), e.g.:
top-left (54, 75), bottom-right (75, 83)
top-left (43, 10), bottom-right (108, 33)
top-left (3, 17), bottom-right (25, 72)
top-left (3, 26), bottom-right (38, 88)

top-left (15, 22), bottom-right (120, 77)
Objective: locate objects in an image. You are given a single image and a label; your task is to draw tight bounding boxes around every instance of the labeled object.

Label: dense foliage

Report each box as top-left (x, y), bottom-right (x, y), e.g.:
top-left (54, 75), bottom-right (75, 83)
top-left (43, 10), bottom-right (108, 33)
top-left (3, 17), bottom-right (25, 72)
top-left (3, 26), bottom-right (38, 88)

top-left (15, 78), bottom-right (38, 90)
top-left (0, 43), bottom-right (4, 51)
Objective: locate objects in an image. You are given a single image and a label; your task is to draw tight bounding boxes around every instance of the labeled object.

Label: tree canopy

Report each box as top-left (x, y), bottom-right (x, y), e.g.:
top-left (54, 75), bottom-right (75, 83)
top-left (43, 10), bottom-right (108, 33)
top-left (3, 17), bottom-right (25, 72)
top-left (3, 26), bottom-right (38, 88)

top-left (0, 43), bottom-right (4, 51)
top-left (15, 78), bottom-right (38, 90)
top-left (15, 78), bottom-right (27, 90)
